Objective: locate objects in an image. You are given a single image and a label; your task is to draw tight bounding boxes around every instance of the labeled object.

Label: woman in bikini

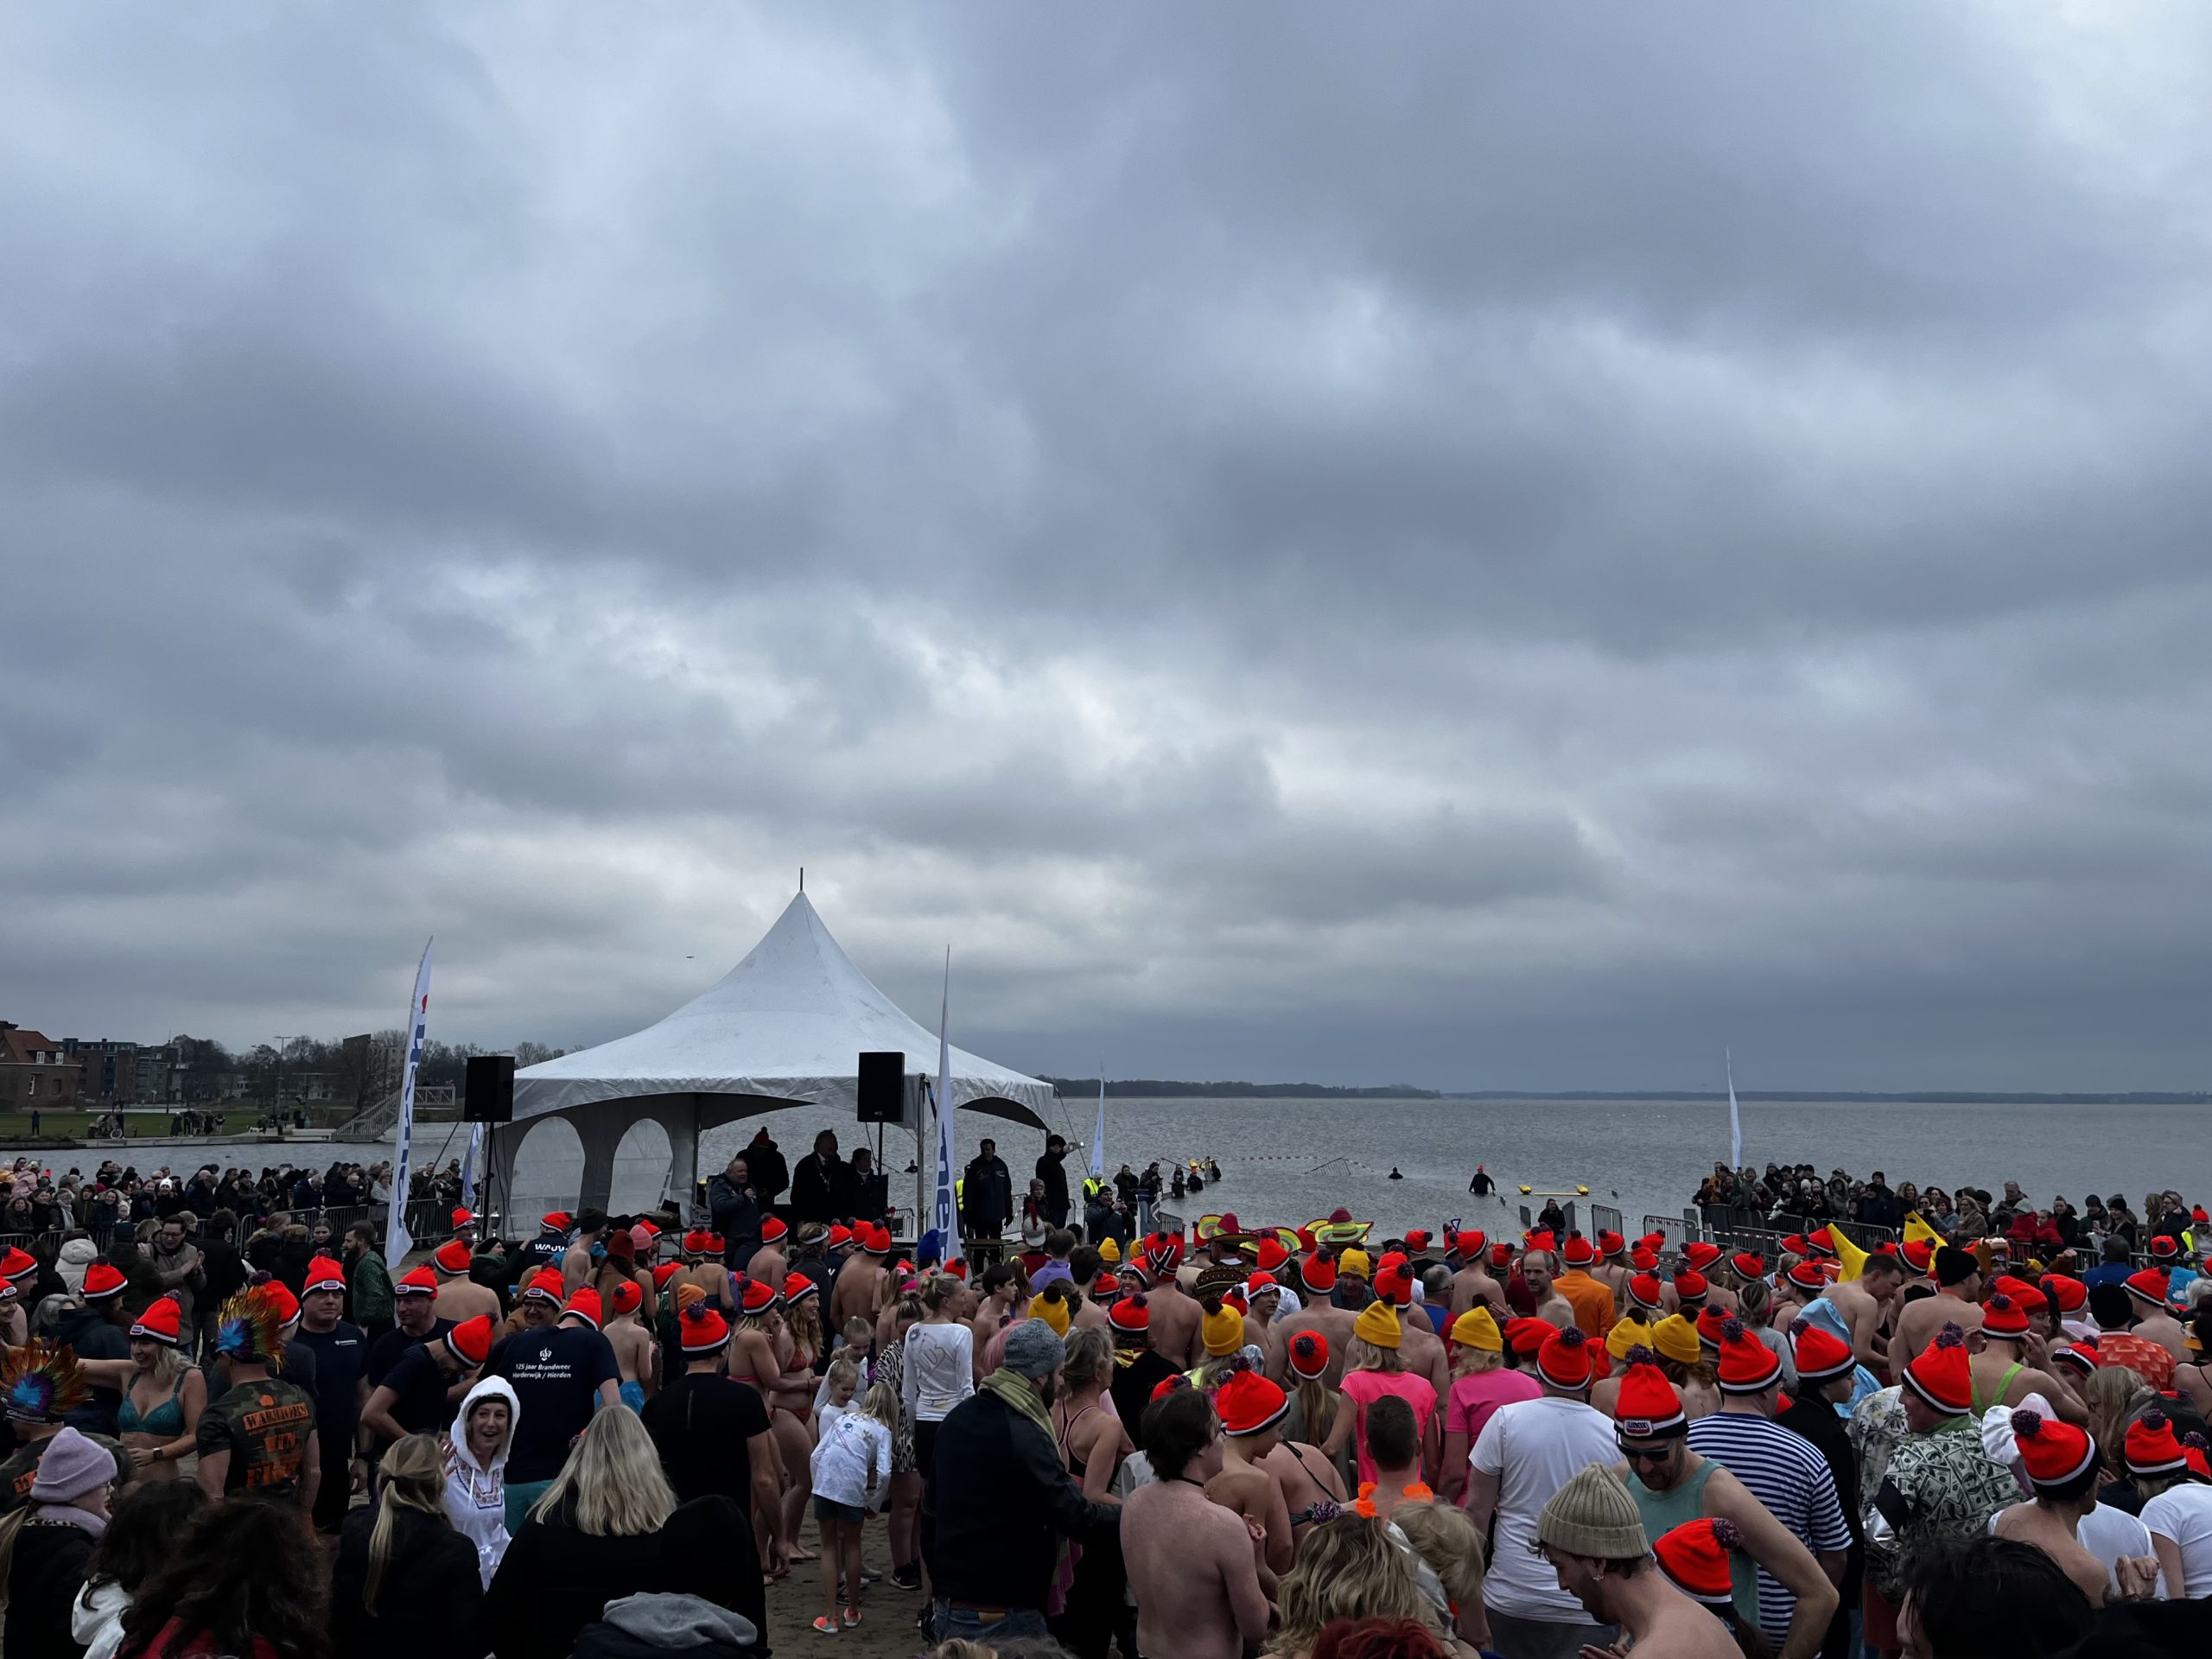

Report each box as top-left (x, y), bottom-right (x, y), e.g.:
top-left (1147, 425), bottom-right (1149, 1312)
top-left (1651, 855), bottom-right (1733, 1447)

top-left (726, 1275), bottom-right (818, 1571)
top-left (776, 1274), bottom-right (828, 1559)
top-left (82, 1293), bottom-right (205, 1484)
top-left (1050, 1328), bottom-right (1133, 1659)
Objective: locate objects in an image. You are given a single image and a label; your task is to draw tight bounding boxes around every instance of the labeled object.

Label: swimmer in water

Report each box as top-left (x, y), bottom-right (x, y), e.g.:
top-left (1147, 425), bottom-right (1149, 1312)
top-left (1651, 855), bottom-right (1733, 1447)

top-left (1388, 1167), bottom-right (1404, 1180)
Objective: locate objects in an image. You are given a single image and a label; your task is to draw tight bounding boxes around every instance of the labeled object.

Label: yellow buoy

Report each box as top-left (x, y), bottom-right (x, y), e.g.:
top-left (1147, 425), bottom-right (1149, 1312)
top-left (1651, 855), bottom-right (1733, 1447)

top-left (1518, 1184), bottom-right (1533, 1194)
top-left (1575, 1185), bottom-right (1590, 1196)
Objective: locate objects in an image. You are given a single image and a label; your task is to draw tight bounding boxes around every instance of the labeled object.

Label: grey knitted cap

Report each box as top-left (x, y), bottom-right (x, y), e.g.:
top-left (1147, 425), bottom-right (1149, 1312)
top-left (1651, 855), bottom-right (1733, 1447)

top-left (1536, 1463), bottom-right (1649, 1560)
top-left (1003, 1318), bottom-right (1067, 1378)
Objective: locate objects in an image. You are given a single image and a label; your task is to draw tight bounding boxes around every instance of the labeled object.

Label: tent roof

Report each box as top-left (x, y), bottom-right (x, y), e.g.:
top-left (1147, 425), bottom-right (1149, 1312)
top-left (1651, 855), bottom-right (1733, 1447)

top-left (512, 893), bottom-right (1056, 1131)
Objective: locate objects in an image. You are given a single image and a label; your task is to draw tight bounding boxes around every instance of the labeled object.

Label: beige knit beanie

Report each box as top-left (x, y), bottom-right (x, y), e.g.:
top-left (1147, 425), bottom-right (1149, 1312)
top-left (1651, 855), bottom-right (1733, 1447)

top-left (1536, 1464), bottom-right (1649, 1560)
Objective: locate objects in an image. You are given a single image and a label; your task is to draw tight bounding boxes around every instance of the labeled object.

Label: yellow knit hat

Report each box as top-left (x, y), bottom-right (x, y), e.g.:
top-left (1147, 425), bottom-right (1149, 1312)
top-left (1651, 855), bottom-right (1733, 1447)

top-left (1605, 1315), bottom-right (1654, 1363)
top-left (1338, 1249), bottom-right (1372, 1281)
top-left (1450, 1306), bottom-right (1503, 1351)
top-left (1098, 1237), bottom-right (1121, 1263)
top-left (1353, 1300), bottom-right (1402, 1350)
top-left (1027, 1291), bottom-right (1072, 1338)
top-left (1202, 1301), bottom-right (1244, 1357)
top-left (1650, 1313), bottom-right (1701, 1367)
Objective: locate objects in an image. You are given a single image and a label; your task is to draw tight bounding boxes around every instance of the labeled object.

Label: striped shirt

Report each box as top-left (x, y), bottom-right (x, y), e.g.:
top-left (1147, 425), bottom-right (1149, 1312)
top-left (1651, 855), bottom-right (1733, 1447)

top-left (1688, 1409), bottom-right (1851, 1643)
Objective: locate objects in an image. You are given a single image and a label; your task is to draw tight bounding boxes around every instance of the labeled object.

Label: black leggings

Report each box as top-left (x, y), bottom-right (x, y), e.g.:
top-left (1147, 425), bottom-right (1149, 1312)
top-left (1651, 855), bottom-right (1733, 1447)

top-left (915, 1419), bottom-right (942, 1572)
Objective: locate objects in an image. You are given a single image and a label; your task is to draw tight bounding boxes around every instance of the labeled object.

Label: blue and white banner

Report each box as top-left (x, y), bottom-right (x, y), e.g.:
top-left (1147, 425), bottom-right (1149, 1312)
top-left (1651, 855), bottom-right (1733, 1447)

top-left (1726, 1048), bottom-right (1743, 1173)
top-left (931, 949), bottom-right (962, 1266)
top-left (1088, 1074), bottom-right (1107, 1182)
top-left (459, 1121), bottom-right (483, 1214)
top-left (385, 939), bottom-right (434, 1269)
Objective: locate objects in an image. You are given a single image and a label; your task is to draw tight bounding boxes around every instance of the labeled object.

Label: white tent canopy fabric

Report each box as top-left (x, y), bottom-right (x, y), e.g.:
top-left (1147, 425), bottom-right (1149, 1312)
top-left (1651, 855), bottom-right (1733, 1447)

top-left (493, 893), bottom-right (1055, 1219)
top-left (513, 893), bottom-right (1055, 1127)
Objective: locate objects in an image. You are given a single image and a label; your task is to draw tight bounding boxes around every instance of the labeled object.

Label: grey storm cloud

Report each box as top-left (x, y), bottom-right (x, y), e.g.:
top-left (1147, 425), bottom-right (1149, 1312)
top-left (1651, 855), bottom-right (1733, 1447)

top-left (3, 3), bottom-right (2210, 1093)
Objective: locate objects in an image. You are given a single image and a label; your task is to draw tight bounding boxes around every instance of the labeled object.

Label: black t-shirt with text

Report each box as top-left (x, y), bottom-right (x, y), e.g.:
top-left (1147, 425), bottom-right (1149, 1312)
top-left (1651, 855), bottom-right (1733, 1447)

top-left (486, 1323), bottom-right (620, 1482)
top-left (197, 1378), bottom-right (316, 1500)
top-left (367, 1318), bottom-right (454, 1389)
top-left (376, 1342), bottom-right (461, 1441)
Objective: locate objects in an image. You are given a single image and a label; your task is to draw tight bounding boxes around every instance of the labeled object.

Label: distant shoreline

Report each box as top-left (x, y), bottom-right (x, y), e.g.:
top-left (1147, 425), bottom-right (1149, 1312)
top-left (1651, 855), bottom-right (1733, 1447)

top-left (1046, 1079), bottom-right (2210, 1107)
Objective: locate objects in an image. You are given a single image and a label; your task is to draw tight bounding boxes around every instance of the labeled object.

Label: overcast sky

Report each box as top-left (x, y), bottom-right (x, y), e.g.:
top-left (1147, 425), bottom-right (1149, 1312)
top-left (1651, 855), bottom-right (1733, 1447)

top-left (5, 6), bottom-right (2209, 1094)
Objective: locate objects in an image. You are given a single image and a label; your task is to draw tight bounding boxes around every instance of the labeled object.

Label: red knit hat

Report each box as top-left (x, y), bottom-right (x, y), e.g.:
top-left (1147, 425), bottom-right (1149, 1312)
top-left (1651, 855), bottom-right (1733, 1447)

top-left (736, 1275), bottom-right (779, 1315)
top-left (1255, 1237), bottom-right (1291, 1273)
top-left (263, 1281), bottom-right (302, 1330)
top-left (1791, 1319), bottom-right (1855, 1384)
top-left (1562, 1233), bottom-right (1597, 1268)
top-left (610, 1280), bottom-right (644, 1316)
top-left (1536, 1325), bottom-right (1596, 1389)
top-left (1402, 1230), bottom-right (1431, 1255)
top-left (1506, 1317), bottom-right (1557, 1359)
top-left (1805, 1229), bottom-right (1837, 1260)
top-left (2126, 1409), bottom-right (2189, 1477)
top-left (1373, 1267), bottom-right (1414, 1309)
top-left (2151, 1235), bottom-right (2182, 1262)
top-left (1215, 1367), bottom-right (1290, 1437)
top-left (1715, 1318), bottom-right (1781, 1393)
top-left (303, 1256), bottom-right (347, 1295)
top-left (1781, 1233), bottom-right (1810, 1257)
top-left (444, 1314), bottom-right (495, 1367)
top-left (1673, 1269), bottom-right (1709, 1305)
top-left (681, 1230), bottom-right (715, 1256)
top-left (1900, 1239), bottom-right (1935, 1274)
top-left (1682, 1242), bottom-right (1723, 1273)
top-left (1300, 1255), bottom-right (1337, 1297)
top-left (562, 1287), bottom-right (603, 1329)
top-left (1455, 1230), bottom-right (1486, 1260)
top-left (2126, 1268), bottom-right (2171, 1308)
top-left (1993, 1277), bottom-right (2048, 1314)
top-left (2012, 1409), bottom-right (2096, 1490)
top-left (827, 1225), bottom-right (853, 1249)
top-left (1142, 1232), bottom-right (1184, 1276)
top-left (449, 1207), bottom-right (474, 1230)
top-left (0, 1248), bottom-right (37, 1281)
top-left (1525, 1230), bottom-right (1557, 1254)
top-left (1731, 1252), bottom-right (1766, 1283)
top-left (1981, 1293), bottom-right (2031, 1341)
top-left (2040, 1274), bottom-right (2087, 1314)
top-left (130, 1293), bottom-right (185, 1346)
top-left (1150, 1375), bottom-right (1187, 1404)
top-left (1695, 1305), bottom-right (1732, 1350)
top-left (1598, 1230), bottom-right (1627, 1260)
top-left (651, 1262), bottom-right (682, 1291)
top-left (760, 1216), bottom-right (788, 1245)
top-left (1783, 1260), bottom-right (1828, 1294)
top-left (1627, 1273), bottom-right (1664, 1313)
top-left (521, 1267), bottom-right (565, 1304)
top-left (1630, 1245), bottom-right (1661, 1273)
top-left (434, 1239), bottom-right (475, 1275)
top-left (2051, 1340), bottom-right (2099, 1377)
top-left (677, 1301), bottom-right (730, 1355)
top-left (861, 1224), bottom-right (893, 1256)
top-left (1654, 1517), bottom-right (1743, 1605)
top-left (395, 1267), bottom-right (438, 1299)
top-left (81, 1261), bottom-right (128, 1301)
top-left (782, 1272), bottom-right (819, 1305)
top-left (1109, 1294), bottom-right (1151, 1335)
top-left (1611, 1354), bottom-right (1686, 1437)
top-left (1287, 1330), bottom-right (1330, 1379)
top-left (1903, 1324), bottom-right (1974, 1414)
top-left (541, 1211), bottom-right (572, 1232)
top-left (1490, 1243), bottom-right (1515, 1271)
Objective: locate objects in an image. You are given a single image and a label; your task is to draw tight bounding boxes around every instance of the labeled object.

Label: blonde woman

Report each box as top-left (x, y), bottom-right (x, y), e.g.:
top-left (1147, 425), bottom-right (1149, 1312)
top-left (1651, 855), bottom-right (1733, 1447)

top-left (331, 1434), bottom-right (481, 1659)
top-left (76, 1294), bottom-right (204, 1486)
top-left (1438, 1308), bottom-right (1537, 1507)
top-left (1390, 1498), bottom-right (1491, 1652)
top-left (1265, 1511), bottom-right (1438, 1659)
top-left (870, 1291), bottom-right (927, 1591)
top-left (1322, 1305), bottom-right (1438, 1486)
top-left (483, 1405), bottom-right (753, 1659)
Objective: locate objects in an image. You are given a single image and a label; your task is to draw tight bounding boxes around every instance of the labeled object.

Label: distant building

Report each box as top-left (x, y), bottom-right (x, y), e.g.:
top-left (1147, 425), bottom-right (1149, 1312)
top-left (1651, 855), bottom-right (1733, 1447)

top-left (0, 1025), bottom-right (82, 1110)
top-left (62, 1037), bottom-right (184, 1105)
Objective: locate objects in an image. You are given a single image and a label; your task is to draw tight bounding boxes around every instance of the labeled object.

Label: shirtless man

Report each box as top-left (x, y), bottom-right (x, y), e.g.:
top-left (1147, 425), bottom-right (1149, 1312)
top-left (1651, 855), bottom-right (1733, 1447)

top-left (561, 1210), bottom-right (609, 1294)
top-left (1390, 1289), bottom-right (1452, 1404)
top-left (1993, 1415), bottom-right (2160, 1606)
top-left (1519, 1250), bottom-right (1577, 1332)
top-left (744, 1216), bottom-right (791, 1287)
top-left (1970, 1297), bottom-right (2087, 1423)
top-left (1810, 1254), bottom-right (1904, 1376)
top-left (429, 1238), bottom-right (500, 1327)
top-left (967, 1262), bottom-right (1024, 1382)
top-left (2126, 1272), bottom-right (2192, 1362)
top-left (1446, 1236), bottom-right (1507, 1325)
top-left (825, 1228), bottom-right (893, 1337)
top-left (1264, 1286), bottom-right (1358, 1389)
top-left (671, 1230), bottom-right (734, 1313)
top-left (1593, 1232), bottom-right (1635, 1309)
top-left (1122, 1388), bottom-right (1271, 1659)
top-left (1204, 1371), bottom-right (1294, 1583)
top-left (1540, 1469), bottom-right (1755, 1659)
top-left (1239, 1278), bottom-right (1284, 1351)
top-left (603, 1280), bottom-right (656, 1405)
top-left (1068, 1249), bottom-right (1112, 1333)
top-left (1891, 1248), bottom-right (1985, 1374)
top-left (1142, 1259), bottom-right (1205, 1371)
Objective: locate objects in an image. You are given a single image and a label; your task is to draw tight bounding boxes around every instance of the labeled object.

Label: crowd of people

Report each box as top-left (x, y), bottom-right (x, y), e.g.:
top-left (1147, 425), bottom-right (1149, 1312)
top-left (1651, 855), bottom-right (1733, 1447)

top-left (1693, 1161), bottom-right (2205, 1260)
top-left (3, 1144), bottom-right (2212, 1659)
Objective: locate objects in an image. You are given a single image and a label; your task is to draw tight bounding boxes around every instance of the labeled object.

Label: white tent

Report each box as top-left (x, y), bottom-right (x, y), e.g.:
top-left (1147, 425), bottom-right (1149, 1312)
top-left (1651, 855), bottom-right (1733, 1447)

top-left (489, 893), bottom-right (1056, 1217)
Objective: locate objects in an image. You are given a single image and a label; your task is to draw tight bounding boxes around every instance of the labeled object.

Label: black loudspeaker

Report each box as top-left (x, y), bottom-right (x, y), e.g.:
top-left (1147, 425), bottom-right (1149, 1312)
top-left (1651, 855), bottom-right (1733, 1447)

top-left (463, 1054), bottom-right (516, 1122)
top-left (856, 1051), bottom-right (906, 1123)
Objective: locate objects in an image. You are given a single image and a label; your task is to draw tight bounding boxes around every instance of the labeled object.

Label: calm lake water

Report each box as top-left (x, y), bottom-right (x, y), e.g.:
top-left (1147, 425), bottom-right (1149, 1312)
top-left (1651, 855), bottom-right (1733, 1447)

top-left (492, 1092), bottom-right (2205, 1238)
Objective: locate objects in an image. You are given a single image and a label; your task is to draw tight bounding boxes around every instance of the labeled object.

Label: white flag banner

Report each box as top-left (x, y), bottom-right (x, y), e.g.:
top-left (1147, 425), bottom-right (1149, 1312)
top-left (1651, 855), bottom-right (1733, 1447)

top-left (1726, 1049), bottom-right (1743, 1173)
top-left (459, 1121), bottom-right (484, 1214)
top-left (1088, 1075), bottom-right (1107, 1182)
top-left (385, 940), bottom-right (434, 1269)
top-left (931, 949), bottom-right (962, 1265)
